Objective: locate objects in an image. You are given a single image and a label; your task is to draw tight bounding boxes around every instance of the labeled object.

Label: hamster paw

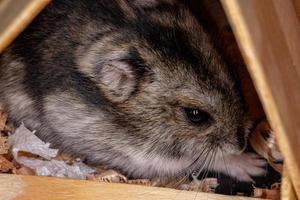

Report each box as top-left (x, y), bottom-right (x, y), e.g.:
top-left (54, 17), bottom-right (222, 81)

top-left (226, 153), bottom-right (267, 182)
top-left (214, 153), bottom-right (267, 182)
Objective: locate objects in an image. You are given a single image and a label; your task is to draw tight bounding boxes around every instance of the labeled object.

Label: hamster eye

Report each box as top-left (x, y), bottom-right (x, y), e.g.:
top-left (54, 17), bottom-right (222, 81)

top-left (184, 108), bottom-right (211, 125)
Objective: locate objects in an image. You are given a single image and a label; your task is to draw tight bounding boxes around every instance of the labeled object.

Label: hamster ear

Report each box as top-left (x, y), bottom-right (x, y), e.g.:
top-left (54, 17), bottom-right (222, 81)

top-left (98, 61), bottom-right (136, 103)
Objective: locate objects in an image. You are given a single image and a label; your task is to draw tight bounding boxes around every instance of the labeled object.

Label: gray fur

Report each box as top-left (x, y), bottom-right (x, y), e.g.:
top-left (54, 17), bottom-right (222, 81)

top-left (0, 0), bottom-right (265, 181)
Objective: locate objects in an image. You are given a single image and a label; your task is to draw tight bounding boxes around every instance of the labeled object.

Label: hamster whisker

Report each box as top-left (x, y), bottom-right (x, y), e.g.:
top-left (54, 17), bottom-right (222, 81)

top-left (212, 149), bottom-right (219, 180)
top-left (187, 143), bottom-right (209, 169)
top-left (200, 147), bottom-right (217, 181)
top-left (192, 147), bottom-right (211, 178)
top-left (192, 144), bottom-right (216, 181)
top-left (191, 147), bottom-right (216, 200)
top-left (221, 149), bottom-right (230, 178)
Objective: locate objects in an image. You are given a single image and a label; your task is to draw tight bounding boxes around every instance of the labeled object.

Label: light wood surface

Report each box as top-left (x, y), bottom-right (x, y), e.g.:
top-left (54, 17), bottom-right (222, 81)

top-left (282, 166), bottom-right (297, 200)
top-left (0, 0), bottom-right (50, 53)
top-left (0, 174), bottom-right (262, 200)
top-left (221, 0), bottom-right (300, 199)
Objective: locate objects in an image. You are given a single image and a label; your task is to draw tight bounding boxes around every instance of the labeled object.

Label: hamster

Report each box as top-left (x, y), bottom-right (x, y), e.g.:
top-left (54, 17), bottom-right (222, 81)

top-left (0, 0), bottom-right (266, 182)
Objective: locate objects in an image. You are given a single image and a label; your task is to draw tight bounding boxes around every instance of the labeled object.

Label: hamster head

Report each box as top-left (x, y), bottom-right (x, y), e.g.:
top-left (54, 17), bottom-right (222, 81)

top-left (75, 0), bottom-right (247, 177)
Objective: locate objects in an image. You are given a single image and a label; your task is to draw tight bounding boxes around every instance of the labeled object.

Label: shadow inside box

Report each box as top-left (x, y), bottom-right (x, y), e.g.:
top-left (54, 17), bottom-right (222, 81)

top-left (195, 165), bottom-right (281, 196)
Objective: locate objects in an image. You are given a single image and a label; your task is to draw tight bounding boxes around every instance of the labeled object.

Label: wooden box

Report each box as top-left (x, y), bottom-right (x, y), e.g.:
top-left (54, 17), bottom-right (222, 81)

top-left (0, 0), bottom-right (299, 199)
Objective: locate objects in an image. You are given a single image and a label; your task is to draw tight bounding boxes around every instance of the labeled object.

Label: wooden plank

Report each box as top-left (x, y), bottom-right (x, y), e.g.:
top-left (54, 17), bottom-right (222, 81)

top-left (0, 0), bottom-right (50, 53)
top-left (282, 166), bottom-right (297, 200)
top-left (220, 0), bottom-right (300, 199)
top-left (0, 174), bottom-right (262, 200)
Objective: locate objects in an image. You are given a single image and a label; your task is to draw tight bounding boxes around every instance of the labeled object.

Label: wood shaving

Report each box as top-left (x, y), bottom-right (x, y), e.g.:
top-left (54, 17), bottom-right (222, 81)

top-left (250, 119), bottom-right (282, 199)
top-left (0, 136), bottom-right (8, 154)
top-left (12, 166), bottom-right (35, 175)
top-left (87, 169), bottom-right (128, 183)
top-left (87, 168), bottom-right (217, 192)
top-left (0, 110), bottom-right (7, 131)
top-left (8, 124), bottom-right (95, 179)
top-left (0, 155), bottom-right (14, 172)
top-left (55, 153), bottom-right (77, 165)
top-left (87, 168), bottom-right (158, 186)
top-left (9, 123), bottom-right (58, 160)
top-left (253, 183), bottom-right (281, 200)
top-left (179, 178), bottom-right (218, 193)
top-left (127, 179), bottom-right (157, 186)
top-left (250, 119), bottom-right (283, 173)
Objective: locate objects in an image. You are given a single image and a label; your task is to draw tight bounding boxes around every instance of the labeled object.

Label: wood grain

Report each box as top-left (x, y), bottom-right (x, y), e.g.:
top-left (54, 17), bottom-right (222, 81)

top-left (0, 0), bottom-right (50, 53)
top-left (282, 166), bottom-right (297, 200)
top-left (221, 0), bottom-right (300, 199)
top-left (0, 174), bottom-right (263, 200)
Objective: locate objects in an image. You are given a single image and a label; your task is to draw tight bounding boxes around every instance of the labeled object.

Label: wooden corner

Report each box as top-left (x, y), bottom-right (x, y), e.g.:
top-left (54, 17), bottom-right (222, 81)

top-left (221, 0), bottom-right (300, 199)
